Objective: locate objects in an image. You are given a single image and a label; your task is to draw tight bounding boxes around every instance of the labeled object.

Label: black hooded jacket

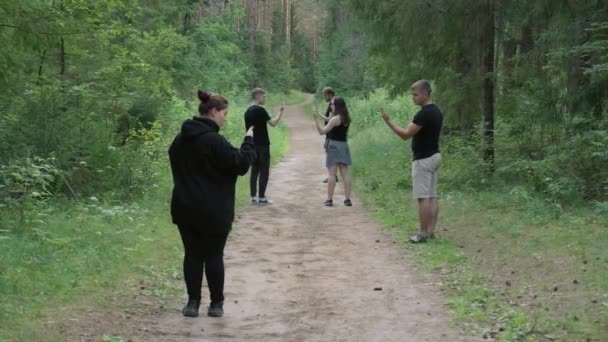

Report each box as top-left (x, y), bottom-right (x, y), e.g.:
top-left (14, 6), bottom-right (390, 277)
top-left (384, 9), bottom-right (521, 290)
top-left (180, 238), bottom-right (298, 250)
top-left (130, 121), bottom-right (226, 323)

top-left (169, 117), bottom-right (256, 235)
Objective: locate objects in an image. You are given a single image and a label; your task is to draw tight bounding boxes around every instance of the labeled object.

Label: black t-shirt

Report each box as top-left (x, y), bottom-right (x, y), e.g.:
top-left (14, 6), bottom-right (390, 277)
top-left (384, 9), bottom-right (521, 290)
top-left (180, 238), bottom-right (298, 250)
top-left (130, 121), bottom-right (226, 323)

top-left (323, 103), bottom-right (332, 141)
top-left (411, 104), bottom-right (443, 160)
top-left (325, 102), bottom-right (332, 124)
top-left (244, 105), bottom-right (271, 146)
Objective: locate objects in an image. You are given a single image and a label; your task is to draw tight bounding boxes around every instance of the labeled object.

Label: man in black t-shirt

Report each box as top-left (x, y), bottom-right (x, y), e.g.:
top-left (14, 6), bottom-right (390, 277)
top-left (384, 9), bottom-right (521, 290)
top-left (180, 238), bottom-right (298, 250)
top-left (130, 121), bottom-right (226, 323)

top-left (244, 88), bottom-right (285, 205)
top-left (380, 80), bottom-right (443, 243)
top-left (313, 87), bottom-right (339, 184)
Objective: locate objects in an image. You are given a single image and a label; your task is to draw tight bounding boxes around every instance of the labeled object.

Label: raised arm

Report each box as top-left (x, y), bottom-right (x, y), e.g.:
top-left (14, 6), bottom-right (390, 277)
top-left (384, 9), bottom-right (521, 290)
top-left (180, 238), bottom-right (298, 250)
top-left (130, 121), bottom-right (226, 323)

top-left (212, 127), bottom-right (257, 176)
top-left (315, 115), bottom-right (340, 136)
top-left (313, 108), bottom-right (330, 121)
top-left (267, 103), bottom-right (286, 127)
top-left (380, 107), bottom-right (421, 141)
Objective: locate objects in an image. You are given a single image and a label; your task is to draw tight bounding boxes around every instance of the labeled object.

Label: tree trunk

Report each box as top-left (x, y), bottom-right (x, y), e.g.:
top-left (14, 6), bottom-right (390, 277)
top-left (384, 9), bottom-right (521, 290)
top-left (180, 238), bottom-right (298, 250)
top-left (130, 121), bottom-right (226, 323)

top-left (59, 37), bottom-right (66, 76)
top-left (313, 18), bottom-right (317, 64)
top-left (520, 23), bottom-right (534, 54)
top-left (256, 0), bottom-right (260, 31)
top-left (59, 0), bottom-right (66, 76)
top-left (481, 0), bottom-right (496, 170)
top-left (502, 38), bottom-right (516, 91)
top-left (566, 16), bottom-right (591, 116)
top-left (37, 50), bottom-right (47, 86)
top-left (183, 13), bottom-right (190, 35)
top-left (247, 0), bottom-right (255, 51)
top-left (285, 0), bottom-right (291, 46)
top-left (266, 0), bottom-right (271, 46)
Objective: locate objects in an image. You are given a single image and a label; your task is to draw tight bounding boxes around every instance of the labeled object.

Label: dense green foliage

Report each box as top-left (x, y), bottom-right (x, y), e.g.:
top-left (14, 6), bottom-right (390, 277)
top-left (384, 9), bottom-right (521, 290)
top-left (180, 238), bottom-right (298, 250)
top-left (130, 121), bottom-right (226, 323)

top-left (313, 0), bottom-right (376, 96)
top-left (0, 1), bottom-right (305, 206)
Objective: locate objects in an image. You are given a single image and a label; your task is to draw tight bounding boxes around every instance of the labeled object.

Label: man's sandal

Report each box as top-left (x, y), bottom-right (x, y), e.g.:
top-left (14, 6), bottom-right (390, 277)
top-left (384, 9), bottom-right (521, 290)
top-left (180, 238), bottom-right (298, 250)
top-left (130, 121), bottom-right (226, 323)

top-left (409, 233), bottom-right (428, 243)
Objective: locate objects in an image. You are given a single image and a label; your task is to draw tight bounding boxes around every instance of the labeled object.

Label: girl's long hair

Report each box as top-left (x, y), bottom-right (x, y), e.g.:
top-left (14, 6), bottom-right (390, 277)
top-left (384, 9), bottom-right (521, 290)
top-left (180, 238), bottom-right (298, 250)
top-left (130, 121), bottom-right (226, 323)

top-left (332, 96), bottom-right (351, 126)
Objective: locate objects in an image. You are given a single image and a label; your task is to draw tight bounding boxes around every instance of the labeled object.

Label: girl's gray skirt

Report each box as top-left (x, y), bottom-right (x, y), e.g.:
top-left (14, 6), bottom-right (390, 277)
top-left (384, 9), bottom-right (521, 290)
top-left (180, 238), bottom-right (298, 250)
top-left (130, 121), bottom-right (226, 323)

top-left (325, 139), bottom-right (352, 168)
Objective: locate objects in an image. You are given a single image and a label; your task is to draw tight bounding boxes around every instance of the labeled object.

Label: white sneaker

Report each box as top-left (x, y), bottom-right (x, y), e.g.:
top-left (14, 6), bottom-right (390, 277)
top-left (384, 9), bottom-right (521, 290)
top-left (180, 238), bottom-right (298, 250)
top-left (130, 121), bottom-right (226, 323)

top-left (251, 197), bottom-right (258, 204)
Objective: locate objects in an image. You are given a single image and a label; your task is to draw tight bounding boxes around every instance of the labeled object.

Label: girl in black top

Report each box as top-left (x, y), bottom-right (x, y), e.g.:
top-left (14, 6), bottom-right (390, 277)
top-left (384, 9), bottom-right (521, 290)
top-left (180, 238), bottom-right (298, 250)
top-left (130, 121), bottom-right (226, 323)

top-left (169, 90), bottom-right (256, 318)
top-left (313, 96), bottom-right (353, 207)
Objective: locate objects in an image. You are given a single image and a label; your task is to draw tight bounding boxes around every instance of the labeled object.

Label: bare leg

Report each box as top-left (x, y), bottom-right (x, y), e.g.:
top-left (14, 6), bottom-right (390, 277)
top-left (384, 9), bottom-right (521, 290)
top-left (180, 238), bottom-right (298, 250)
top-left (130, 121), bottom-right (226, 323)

top-left (327, 165), bottom-right (338, 201)
top-left (429, 198), bottom-right (439, 235)
top-left (337, 164), bottom-right (352, 200)
top-left (417, 198), bottom-right (432, 236)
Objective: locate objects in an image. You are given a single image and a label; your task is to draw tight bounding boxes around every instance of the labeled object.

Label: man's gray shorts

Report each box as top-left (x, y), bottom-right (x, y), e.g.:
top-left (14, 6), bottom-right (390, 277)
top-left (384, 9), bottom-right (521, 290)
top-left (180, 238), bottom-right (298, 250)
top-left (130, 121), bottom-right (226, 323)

top-left (412, 153), bottom-right (441, 199)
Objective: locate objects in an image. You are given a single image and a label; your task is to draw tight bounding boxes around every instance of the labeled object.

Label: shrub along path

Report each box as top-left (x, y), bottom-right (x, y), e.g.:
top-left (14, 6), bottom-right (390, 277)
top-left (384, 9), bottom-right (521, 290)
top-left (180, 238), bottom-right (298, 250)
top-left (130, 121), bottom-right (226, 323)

top-left (69, 96), bottom-right (474, 341)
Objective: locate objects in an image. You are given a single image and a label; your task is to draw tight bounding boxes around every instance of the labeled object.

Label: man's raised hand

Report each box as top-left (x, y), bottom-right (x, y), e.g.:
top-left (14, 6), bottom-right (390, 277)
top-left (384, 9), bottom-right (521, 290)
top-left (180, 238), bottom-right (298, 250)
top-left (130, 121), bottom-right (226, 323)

top-left (380, 107), bottom-right (391, 122)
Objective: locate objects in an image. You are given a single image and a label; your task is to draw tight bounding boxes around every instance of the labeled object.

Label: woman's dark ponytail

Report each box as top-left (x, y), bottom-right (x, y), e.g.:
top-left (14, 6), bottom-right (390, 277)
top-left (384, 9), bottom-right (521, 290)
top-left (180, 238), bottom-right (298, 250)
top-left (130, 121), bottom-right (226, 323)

top-left (198, 89), bottom-right (211, 103)
top-left (197, 89), bottom-right (228, 116)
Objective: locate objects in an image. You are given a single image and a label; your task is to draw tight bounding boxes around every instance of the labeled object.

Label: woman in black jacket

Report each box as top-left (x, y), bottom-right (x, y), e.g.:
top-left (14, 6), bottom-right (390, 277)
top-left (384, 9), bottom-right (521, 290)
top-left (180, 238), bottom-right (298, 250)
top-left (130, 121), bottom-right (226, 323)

top-left (169, 90), bottom-right (256, 318)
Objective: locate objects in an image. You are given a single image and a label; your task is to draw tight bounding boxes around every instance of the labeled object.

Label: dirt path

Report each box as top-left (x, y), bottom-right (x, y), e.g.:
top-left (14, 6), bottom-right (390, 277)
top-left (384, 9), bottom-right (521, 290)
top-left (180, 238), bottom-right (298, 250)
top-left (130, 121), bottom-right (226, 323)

top-left (78, 98), bottom-right (472, 341)
top-left (139, 97), bottom-right (470, 342)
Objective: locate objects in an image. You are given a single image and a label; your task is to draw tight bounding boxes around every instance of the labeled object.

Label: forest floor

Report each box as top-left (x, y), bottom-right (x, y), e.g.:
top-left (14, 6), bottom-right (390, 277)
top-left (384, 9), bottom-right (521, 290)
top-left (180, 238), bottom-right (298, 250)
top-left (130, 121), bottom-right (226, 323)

top-left (65, 96), bottom-right (476, 341)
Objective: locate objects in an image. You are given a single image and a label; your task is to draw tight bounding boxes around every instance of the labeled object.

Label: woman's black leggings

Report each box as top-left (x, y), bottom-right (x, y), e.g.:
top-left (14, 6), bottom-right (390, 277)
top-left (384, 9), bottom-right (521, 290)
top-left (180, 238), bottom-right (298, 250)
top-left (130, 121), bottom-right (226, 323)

top-left (177, 225), bottom-right (228, 303)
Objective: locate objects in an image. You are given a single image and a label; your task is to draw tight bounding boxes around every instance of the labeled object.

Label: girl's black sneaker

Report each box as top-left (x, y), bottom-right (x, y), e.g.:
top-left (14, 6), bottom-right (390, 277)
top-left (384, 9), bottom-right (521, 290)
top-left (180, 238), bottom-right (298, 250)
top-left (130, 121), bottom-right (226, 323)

top-left (208, 301), bottom-right (224, 317)
top-left (323, 199), bottom-right (333, 207)
top-left (344, 199), bottom-right (352, 207)
top-left (182, 298), bottom-right (200, 317)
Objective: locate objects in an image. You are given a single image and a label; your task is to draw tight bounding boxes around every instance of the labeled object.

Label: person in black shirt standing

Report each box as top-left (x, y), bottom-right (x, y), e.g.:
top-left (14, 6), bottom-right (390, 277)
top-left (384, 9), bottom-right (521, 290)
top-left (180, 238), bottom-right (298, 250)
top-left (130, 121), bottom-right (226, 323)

top-left (244, 88), bottom-right (285, 205)
top-left (313, 87), bottom-right (340, 184)
top-left (380, 80), bottom-right (443, 243)
top-left (169, 90), bottom-right (256, 318)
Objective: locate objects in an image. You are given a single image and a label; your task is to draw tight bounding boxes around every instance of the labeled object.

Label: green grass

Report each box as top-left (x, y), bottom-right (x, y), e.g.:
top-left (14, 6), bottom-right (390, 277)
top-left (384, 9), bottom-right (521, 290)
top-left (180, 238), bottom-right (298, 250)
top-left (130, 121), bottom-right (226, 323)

top-left (0, 171), bottom-right (182, 341)
top-left (349, 125), bottom-right (608, 341)
top-left (0, 93), bottom-right (292, 341)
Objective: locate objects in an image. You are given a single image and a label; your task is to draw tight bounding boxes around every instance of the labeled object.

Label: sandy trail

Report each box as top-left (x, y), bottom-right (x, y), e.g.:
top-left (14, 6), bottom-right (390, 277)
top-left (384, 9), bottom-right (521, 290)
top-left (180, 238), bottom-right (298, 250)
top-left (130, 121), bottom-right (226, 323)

top-left (78, 98), bottom-right (472, 341)
top-left (147, 97), bottom-right (470, 342)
